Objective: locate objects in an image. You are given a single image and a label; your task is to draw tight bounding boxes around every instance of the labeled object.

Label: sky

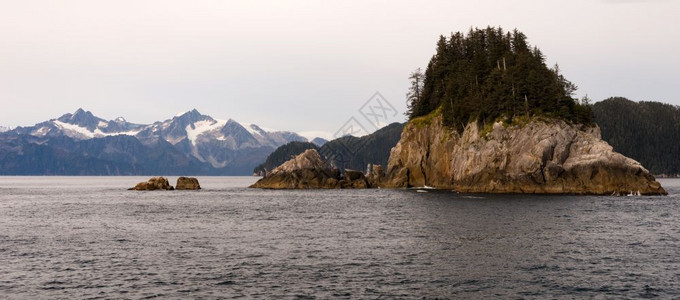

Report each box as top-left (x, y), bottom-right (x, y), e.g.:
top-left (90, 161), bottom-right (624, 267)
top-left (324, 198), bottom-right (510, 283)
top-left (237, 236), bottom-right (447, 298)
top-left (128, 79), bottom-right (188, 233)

top-left (1, 0), bottom-right (678, 138)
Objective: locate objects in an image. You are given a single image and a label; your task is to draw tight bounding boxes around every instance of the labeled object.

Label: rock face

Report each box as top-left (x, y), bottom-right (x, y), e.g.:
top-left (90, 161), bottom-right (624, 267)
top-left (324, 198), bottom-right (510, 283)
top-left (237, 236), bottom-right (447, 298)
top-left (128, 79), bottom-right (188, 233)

top-left (129, 177), bottom-right (174, 191)
top-left (343, 169), bottom-right (369, 189)
top-left (383, 115), bottom-right (666, 195)
top-left (366, 164), bottom-right (386, 188)
top-left (176, 177), bottom-right (201, 190)
top-left (249, 149), bottom-right (370, 189)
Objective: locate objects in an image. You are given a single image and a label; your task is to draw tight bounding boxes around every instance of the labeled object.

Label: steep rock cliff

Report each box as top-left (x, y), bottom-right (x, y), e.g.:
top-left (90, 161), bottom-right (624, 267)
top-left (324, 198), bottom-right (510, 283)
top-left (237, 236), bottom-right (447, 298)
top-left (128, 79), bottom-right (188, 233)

top-left (383, 115), bottom-right (666, 195)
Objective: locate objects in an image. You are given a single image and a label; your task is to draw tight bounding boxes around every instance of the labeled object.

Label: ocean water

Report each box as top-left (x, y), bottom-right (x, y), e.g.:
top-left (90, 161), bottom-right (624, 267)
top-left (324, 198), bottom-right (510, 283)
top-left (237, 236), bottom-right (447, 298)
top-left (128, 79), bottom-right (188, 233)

top-left (1, 176), bottom-right (679, 299)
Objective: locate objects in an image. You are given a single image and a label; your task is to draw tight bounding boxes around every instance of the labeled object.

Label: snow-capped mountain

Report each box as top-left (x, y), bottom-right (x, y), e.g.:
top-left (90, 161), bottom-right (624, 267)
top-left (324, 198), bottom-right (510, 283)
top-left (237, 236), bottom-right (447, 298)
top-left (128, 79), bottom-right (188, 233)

top-left (13, 108), bottom-right (145, 139)
top-left (136, 109), bottom-right (217, 145)
top-left (0, 126), bottom-right (9, 133)
top-left (133, 109), bottom-right (308, 168)
top-left (1, 108), bottom-right (313, 175)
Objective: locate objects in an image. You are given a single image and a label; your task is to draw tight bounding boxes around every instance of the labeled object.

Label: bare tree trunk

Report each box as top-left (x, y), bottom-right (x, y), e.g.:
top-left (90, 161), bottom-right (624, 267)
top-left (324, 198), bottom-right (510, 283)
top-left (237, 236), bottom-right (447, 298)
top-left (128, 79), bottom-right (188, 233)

top-left (524, 95), bottom-right (529, 117)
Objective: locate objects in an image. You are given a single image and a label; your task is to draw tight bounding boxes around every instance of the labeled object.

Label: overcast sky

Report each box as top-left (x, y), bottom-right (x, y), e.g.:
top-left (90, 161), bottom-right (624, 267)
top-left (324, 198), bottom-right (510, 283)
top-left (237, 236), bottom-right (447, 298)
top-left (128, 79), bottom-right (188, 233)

top-left (1, 0), bottom-right (678, 137)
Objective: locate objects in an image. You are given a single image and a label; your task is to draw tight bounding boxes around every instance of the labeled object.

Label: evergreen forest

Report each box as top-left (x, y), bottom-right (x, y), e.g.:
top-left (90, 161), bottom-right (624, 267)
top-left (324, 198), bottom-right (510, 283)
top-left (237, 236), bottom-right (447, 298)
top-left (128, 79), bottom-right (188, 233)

top-left (593, 97), bottom-right (680, 176)
top-left (406, 27), bottom-right (593, 131)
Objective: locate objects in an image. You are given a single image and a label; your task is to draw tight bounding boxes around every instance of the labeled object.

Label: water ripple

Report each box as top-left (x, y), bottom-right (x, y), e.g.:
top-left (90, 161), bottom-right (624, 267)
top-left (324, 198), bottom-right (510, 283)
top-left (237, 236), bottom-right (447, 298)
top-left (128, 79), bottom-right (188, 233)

top-left (0, 177), bottom-right (679, 298)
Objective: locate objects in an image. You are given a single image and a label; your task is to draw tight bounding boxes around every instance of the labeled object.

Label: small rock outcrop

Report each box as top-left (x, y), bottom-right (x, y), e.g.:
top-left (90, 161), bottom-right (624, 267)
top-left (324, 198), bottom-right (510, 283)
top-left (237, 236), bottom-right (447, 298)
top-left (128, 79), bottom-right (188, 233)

top-left (249, 149), bottom-right (370, 189)
top-left (343, 169), bottom-right (369, 188)
top-left (129, 177), bottom-right (174, 191)
top-left (382, 115), bottom-right (666, 195)
top-left (176, 177), bottom-right (201, 190)
top-left (366, 164), bottom-right (386, 188)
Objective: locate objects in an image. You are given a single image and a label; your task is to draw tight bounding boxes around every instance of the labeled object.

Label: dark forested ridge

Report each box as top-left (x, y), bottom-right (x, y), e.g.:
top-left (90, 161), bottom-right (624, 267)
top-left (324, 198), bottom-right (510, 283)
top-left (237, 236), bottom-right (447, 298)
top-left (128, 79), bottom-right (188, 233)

top-left (407, 27), bottom-right (593, 131)
top-left (254, 123), bottom-right (405, 175)
top-left (593, 97), bottom-right (680, 176)
top-left (319, 123), bottom-right (404, 172)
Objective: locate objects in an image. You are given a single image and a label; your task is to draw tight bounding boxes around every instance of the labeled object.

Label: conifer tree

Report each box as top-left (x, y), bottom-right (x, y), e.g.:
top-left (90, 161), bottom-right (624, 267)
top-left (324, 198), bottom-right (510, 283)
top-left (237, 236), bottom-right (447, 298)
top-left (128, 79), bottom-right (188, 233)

top-left (406, 68), bottom-right (424, 118)
top-left (407, 26), bottom-right (593, 131)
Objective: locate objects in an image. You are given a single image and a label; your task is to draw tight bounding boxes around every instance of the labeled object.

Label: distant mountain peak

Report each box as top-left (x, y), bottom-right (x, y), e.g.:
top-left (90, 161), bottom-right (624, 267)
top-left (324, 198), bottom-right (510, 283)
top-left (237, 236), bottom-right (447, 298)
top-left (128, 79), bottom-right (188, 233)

top-left (71, 108), bottom-right (96, 120)
top-left (175, 109), bottom-right (203, 118)
top-left (55, 108), bottom-right (103, 131)
top-left (311, 137), bottom-right (328, 146)
top-left (172, 109), bottom-right (214, 124)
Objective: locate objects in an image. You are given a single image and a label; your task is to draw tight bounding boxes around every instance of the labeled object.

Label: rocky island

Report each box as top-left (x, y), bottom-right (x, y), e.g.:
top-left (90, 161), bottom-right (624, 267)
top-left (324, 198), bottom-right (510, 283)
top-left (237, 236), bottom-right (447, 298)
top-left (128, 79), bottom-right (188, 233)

top-left (250, 27), bottom-right (666, 195)
top-left (129, 176), bottom-right (201, 191)
top-left (250, 149), bottom-right (371, 189)
top-left (381, 114), bottom-right (665, 195)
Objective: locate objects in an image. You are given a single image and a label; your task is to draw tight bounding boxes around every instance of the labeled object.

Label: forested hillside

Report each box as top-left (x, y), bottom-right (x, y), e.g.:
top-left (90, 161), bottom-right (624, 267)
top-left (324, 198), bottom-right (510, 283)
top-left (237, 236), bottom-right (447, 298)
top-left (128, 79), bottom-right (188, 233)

top-left (254, 123), bottom-right (404, 175)
top-left (593, 97), bottom-right (680, 176)
top-left (406, 27), bottom-right (592, 131)
top-left (319, 123), bottom-right (404, 172)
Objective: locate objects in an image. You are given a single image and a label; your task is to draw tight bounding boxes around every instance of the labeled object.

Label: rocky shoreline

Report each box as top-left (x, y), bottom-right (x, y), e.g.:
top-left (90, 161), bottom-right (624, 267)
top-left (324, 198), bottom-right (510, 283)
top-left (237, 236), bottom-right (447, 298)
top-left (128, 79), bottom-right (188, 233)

top-left (250, 116), bottom-right (666, 195)
top-left (249, 149), bottom-right (374, 189)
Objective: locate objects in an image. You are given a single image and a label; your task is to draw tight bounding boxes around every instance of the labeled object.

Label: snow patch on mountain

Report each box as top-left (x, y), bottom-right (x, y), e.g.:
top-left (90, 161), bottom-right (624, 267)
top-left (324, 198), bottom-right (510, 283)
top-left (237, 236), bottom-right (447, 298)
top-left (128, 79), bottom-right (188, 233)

top-left (51, 120), bottom-right (142, 139)
top-left (31, 126), bottom-right (50, 136)
top-left (185, 119), bottom-right (227, 146)
top-left (240, 122), bottom-right (267, 137)
top-left (114, 128), bottom-right (144, 137)
top-left (53, 120), bottom-right (98, 139)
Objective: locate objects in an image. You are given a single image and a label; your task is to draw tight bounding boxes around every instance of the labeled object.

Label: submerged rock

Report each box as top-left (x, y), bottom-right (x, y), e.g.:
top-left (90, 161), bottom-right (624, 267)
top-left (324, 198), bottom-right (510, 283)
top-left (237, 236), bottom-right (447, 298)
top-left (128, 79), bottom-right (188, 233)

top-left (176, 177), bottom-right (201, 190)
top-left (249, 149), bottom-right (371, 189)
top-left (382, 115), bottom-right (666, 195)
top-left (129, 177), bottom-right (174, 191)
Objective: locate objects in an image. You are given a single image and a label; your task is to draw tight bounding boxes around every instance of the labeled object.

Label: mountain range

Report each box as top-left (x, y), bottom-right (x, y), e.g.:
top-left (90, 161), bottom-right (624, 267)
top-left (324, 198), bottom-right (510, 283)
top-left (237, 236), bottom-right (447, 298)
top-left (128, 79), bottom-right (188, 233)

top-left (0, 109), bottom-right (324, 175)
